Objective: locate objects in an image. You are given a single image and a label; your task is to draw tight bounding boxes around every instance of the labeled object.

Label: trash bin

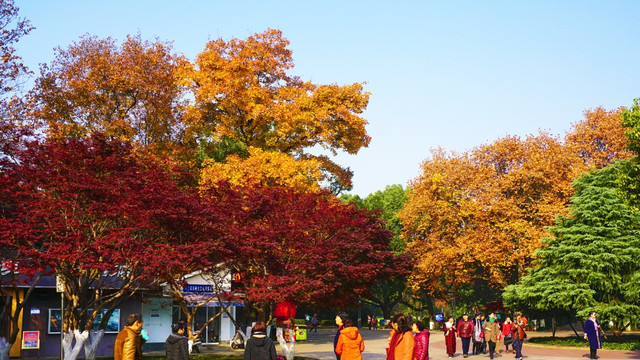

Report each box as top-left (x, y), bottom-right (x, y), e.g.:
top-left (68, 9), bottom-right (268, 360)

top-left (295, 327), bottom-right (307, 341)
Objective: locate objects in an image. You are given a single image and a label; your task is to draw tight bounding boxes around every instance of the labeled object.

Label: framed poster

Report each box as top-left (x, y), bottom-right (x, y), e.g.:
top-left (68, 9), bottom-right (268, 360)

top-left (22, 331), bottom-right (39, 349)
top-left (92, 309), bottom-right (120, 333)
top-left (48, 309), bottom-right (62, 334)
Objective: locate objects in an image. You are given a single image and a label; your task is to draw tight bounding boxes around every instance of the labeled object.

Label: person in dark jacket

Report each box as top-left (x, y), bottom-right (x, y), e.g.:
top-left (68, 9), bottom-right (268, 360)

top-left (166, 323), bottom-right (189, 360)
top-left (244, 321), bottom-right (277, 360)
top-left (583, 311), bottom-right (602, 360)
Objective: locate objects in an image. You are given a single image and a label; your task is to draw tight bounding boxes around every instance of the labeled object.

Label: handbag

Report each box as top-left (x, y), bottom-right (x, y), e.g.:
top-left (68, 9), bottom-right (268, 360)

top-left (504, 333), bottom-right (513, 345)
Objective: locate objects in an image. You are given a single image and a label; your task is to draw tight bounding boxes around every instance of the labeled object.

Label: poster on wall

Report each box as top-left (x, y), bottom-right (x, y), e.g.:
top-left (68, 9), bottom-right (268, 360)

top-left (48, 309), bottom-right (62, 334)
top-left (92, 309), bottom-right (120, 333)
top-left (22, 330), bottom-right (39, 349)
top-left (49, 308), bottom-right (120, 333)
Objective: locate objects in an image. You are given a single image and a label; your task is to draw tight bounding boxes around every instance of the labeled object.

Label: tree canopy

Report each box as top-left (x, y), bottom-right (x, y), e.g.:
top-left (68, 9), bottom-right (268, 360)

top-left (185, 29), bottom-right (370, 189)
top-left (503, 159), bottom-right (640, 335)
top-left (400, 106), bottom-right (634, 298)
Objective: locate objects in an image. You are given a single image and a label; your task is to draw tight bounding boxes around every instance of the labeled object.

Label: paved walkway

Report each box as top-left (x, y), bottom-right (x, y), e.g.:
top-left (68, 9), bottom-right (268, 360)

top-left (148, 328), bottom-right (640, 360)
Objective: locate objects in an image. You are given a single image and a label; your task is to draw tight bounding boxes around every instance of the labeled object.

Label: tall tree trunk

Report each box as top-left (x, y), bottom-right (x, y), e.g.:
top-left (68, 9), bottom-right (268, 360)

top-left (276, 327), bottom-right (295, 360)
top-left (83, 329), bottom-right (106, 360)
top-left (62, 330), bottom-right (89, 360)
top-left (382, 304), bottom-right (392, 320)
top-left (552, 317), bottom-right (557, 338)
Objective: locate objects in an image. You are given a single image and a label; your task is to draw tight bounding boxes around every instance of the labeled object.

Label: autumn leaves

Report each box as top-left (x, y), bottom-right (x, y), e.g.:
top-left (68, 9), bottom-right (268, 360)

top-left (399, 107), bottom-right (633, 298)
top-left (25, 29), bottom-right (370, 192)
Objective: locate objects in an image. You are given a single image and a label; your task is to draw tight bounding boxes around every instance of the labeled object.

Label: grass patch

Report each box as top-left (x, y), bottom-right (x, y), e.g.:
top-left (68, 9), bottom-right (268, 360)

top-left (529, 334), bottom-right (640, 351)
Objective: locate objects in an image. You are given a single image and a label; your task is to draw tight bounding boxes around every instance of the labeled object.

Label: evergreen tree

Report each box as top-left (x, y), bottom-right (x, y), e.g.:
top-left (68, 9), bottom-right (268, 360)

top-left (504, 159), bottom-right (640, 336)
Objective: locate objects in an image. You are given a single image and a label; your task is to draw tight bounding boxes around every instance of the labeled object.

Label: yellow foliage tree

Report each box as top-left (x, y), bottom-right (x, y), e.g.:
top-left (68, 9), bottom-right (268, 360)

top-left (200, 147), bottom-right (323, 193)
top-left (184, 29), bottom-right (370, 189)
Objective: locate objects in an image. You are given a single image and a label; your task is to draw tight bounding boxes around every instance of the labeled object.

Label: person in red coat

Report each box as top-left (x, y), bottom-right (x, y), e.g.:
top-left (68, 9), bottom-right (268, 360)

top-left (412, 320), bottom-right (429, 360)
top-left (456, 313), bottom-right (474, 358)
top-left (443, 316), bottom-right (456, 358)
top-left (502, 317), bottom-right (513, 354)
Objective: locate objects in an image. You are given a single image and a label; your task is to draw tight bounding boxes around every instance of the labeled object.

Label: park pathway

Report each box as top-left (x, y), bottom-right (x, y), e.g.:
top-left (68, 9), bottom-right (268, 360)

top-left (147, 328), bottom-right (640, 360)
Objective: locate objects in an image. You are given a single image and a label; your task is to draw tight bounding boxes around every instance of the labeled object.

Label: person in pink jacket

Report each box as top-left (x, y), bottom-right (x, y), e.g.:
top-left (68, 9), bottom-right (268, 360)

top-left (412, 320), bottom-right (429, 360)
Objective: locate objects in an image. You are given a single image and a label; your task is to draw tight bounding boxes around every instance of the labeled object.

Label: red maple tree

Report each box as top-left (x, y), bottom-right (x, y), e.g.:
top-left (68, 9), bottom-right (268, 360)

top-left (0, 134), bottom-right (222, 358)
top-left (206, 186), bottom-right (395, 321)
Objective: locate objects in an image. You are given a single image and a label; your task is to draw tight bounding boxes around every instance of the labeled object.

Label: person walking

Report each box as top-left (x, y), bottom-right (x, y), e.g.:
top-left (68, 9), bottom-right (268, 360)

top-left (472, 313), bottom-right (484, 355)
top-left (412, 320), bottom-right (430, 360)
top-left (386, 314), bottom-right (415, 360)
top-left (482, 313), bottom-right (500, 359)
top-left (166, 323), bottom-right (189, 360)
top-left (456, 313), bottom-right (474, 358)
top-left (310, 313), bottom-right (319, 333)
top-left (502, 317), bottom-right (513, 354)
top-left (336, 317), bottom-right (365, 360)
top-left (335, 312), bottom-right (349, 360)
top-left (584, 311), bottom-right (602, 360)
top-left (510, 312), bottom-right (527, 360)
top-left (114, 313), bottom-right (146, 360)
top-left (244, 321), bottom-right (277, 360)
top-left (443, 316), bottom-right (456, 358)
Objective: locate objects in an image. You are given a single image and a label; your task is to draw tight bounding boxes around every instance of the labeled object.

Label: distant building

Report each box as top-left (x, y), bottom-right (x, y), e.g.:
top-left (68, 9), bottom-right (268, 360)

top-left (1, 271), bottom-right (245, 356)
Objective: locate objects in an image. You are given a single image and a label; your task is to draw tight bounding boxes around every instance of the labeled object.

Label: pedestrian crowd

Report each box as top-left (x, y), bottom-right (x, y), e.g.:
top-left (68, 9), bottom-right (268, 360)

top-left (109, 310), bottom-right (604, 360)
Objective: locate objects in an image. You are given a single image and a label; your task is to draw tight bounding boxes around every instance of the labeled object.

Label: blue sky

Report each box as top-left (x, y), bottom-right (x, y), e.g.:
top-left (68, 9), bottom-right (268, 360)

top-left (16, 1), bottom-right (640, 196)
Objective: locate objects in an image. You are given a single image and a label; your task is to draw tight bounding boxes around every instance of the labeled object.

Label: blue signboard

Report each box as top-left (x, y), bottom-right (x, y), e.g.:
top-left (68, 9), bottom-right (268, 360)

top-left (435, 313), bottom-right (444, 322)
top-left (183, 284), bottom-right (214, 293)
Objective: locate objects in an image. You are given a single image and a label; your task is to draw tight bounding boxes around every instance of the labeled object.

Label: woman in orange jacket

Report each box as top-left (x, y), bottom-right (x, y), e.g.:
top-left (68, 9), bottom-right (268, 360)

top-left (336, 317), bottom-right (365, 360)
top-left (386, 314), bottom-right (415, 360)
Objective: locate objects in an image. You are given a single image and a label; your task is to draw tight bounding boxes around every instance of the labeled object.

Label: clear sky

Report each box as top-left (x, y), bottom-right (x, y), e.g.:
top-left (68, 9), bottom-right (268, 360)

top-left (15, 1), bottom-right (640, 196)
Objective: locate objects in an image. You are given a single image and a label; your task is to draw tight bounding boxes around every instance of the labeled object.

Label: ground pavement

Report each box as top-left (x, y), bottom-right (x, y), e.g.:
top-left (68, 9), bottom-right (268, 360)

top-left (146, 328), bottom-right (640, 360)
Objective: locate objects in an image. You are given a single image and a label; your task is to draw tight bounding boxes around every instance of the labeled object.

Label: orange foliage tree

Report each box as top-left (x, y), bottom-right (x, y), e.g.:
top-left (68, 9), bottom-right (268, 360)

top-left (566, 106), bottom-right (634, 168)
top-left (401, 108), bottom-right (633, 298)
top-left (399, 148), bottom-right (493, 297)
top-left (184, 29), bottom-right (370, 190)
top-left (28, 34), bottom-right (187, 155)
